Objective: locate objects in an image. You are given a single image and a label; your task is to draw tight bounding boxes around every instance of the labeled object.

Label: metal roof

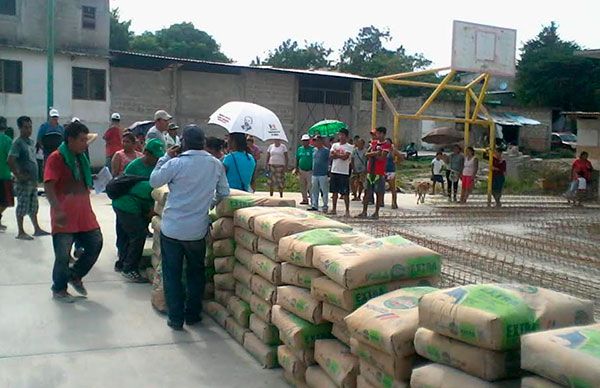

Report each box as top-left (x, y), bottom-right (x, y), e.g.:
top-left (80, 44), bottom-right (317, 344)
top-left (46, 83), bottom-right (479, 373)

top-left (479, 112), bottom-right (541, 126)
top-left (575, 49), bottom-right (600, 59)
top-left (110, 50), bottom-right (369, 81)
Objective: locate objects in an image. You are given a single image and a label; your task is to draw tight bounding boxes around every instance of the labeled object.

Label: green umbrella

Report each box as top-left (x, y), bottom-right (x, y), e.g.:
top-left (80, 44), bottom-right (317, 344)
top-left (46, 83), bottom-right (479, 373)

top-left (308, 120), bottom-right (347, 137)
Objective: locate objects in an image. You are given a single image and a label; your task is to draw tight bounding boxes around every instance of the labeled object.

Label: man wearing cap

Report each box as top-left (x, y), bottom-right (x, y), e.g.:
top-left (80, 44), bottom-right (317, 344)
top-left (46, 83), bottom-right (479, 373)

top-left (146, 110), bottom-right (172, 146)
top-left (37, 109), bottom-right (65, 160)
top-left (112, 138), bottom-right (165, 281)
top-left (294, 134), bottom-right (313, 205)
top-left (165, 123), bottom-right (181, 148)
top-left (150, 125), bottom-right (230, 330)
top-left (103, 113), bottom-right (123, 173)
top-left (356, 127), bottom-right (391, 220)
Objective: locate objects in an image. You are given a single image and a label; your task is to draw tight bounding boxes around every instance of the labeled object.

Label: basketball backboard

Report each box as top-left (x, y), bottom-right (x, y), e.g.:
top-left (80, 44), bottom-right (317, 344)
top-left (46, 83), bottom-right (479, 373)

top-left (451, 20), bottom-right (517, 77)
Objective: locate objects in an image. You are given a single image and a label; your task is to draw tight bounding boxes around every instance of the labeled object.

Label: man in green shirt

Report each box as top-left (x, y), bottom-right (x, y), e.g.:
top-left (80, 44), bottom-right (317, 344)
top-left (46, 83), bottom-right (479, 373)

top-left (112, 138), bottom-right (165, 281)
top-left (294, 134), bottom-right (314, 205)
top-left (0, 117), bottom-right (14, 231)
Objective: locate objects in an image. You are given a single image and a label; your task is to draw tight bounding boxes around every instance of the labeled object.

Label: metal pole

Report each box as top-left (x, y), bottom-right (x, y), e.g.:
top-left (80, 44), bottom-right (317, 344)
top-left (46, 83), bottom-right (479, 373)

top-left (487, 121), bottom-right (496, 206)
top-left (46, 0), bottom-right (55, 115)
top-left (371, 81), bottom-right (378, 130)
top-left (464, 91), bottom-right (471, 151)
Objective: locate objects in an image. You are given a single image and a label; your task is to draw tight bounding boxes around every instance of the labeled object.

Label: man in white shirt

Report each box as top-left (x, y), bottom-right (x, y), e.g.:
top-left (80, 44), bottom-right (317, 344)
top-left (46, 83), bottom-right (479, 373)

top-left (431, 151), bottom-right (446, 195)
top-left (329, 128), bottom-right (353, 217)
top-left (146, 110), bottom-right (172, 147)
top-left (165, 123), bottom-right (181, 147)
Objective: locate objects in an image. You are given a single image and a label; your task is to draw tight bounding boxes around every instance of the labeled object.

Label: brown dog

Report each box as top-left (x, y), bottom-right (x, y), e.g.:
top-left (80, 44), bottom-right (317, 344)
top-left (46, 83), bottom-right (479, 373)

top-left (414, 181), bottom-right (431, 204)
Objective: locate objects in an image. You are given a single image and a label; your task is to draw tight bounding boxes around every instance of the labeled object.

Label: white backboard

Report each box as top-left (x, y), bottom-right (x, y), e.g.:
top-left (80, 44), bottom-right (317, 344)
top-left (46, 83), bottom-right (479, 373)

top-left (451, 21), bottom-right (517, 77)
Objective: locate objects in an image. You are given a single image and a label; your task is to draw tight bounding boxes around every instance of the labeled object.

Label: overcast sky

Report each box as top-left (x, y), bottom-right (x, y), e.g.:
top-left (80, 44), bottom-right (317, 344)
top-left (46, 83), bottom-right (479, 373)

top-left (112, 0), bottom-right (599, 66)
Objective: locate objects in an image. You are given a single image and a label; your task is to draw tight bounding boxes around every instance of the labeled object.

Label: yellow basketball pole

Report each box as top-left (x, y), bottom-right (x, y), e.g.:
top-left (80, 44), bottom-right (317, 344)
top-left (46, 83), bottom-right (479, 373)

top-left (393, 114), bottom-right (400, 147)
top-left (371, 81), bottom-right (378, 130)
top-left (415, 70), bottom-right (456, 116)
top-left (464, 92), bottom-right (471, 149)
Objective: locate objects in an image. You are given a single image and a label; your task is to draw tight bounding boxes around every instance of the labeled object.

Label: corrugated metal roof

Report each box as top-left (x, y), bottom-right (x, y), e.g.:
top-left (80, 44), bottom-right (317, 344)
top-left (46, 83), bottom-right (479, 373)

top-left (479, 112), bottom-right (541, 126)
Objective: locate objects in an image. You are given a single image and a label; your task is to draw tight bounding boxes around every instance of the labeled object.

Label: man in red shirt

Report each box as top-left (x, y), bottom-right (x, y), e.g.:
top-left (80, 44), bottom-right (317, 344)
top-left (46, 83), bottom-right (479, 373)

top-left (45, 121), bottom-right (103, 303)
top-left (356, 126), bottom-right (390, 219)
top-left (103, 113), bottom-right (123, 173)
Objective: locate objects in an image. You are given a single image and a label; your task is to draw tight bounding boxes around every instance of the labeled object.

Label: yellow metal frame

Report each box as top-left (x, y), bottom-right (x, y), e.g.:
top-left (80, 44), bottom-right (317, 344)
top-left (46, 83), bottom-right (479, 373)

top-left (371, 67), bottom-right (496, 205)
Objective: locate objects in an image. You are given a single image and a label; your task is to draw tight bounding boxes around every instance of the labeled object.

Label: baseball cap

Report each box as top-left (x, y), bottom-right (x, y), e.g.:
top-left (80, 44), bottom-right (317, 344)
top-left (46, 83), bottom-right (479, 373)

top-left (154, 110), bottom-right (172, 121)
top-left (168, 123), bottom-right (179, 130)
top-left (301, 134), bottom-right (310, 141)
top-left (144, 138), bottom-right (166, 158)
top-left (111, 113), bottom-right (121, 121)
top-left (182, 124), bottom-right (206, 150)
top-left (71, 117), bottom-right (81, 123)
top-left (49, 109), bottom-right (60, 118)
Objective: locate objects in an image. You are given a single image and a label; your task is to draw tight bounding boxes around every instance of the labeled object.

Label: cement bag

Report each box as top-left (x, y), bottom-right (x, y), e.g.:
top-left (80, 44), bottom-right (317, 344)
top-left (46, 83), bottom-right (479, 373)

top-left (332, 321), bottom-right (351, 346)
top-left (154, 201), bottom-right (164, 217)
top-left (315, 339), bottom-right (359, 388)
top-left (414, 327), bottom-right (520, 381)
top-left (144, 267), bottom-right (156, 284)
top-left (250, 294), bottom-right (273, 323)
top-left (151, 253), bottom-right (160, 269)
top-left (278, 285), bottom-right (325, 324)
top-left (313, 235), bottom-right (441, 290)
top-left (280, 335), bottom-right (317, 366)
top-left (345, 287), bottom-right (438, 357)
top-left (323, 303), bottom-right (350, 323)
top-left (419, 284), bottom-right (595, 351)
top-left (225, 316), bottom-right (250, 345)
top-left (358, 360), bottom-right (409, 388)
top-left (214, 256), bottom-right (236, 273)
top-left (283, 370), bottom-right (310, 388)
top-left (204, 282), bottom-right (215, 300)
top-left (250, 274), bottom-right (277, 304)
top-left (305, 366), bottom-right (338, 388)
top-left (279, 228), bottom-right (372, 268)
top-left (311, 276), bottom-right (438, 312)
top-left (151, 215), bottom-right (161, 234)
top-left (204, 301), bottom-right (230, 328)
top-left (216, 196), bottom-right (295, 218)
top-left (253, 211), bottom-right (350, 242)
top-left (232, 264), bottom-right (252, 288)
top-left (249, 314), bottom-right (280, 346)
top-left (235, 282), bottom-right (253, 304)
top-left (356, 375), bottom-right (379, 388)
top-left (233, 206), bottom-right (301, 231)
top-left (213, 273), bottom-right (235, 291)
top-left (227, 296), bottom-right (251, 327)
top-left (272, 305), bottom-right (333, 350)
top-left (215, 290), bottom-right (234, 306)
top-left (279, 345), bottom-right (308, 381)
top-left (212, 238), bottom-right (235, 257)
top-left (151, 185), bottom-right (169, 205)
top-left (521, 323), bottom-right (600, 388)
top-left (251, 253), bottom-right (282, 285)
top-left (211, 217), bottom-right (234, 240)
top-left (410, 364), bottom-right (521, 388)
top-left (243, 332), bottom-right (279, 368)
top-left (234, 227), bottom-right (258, 252)
top-left (282, 263), bottom-right (323, 289)
top-left (234, 246), bottom-right (254, 269)
top-left (349, 338), bottom-right (413, 381)
top-left (258, 238), bottom-right (278, 261)
top-left (151, 262), bottom-right (167, 313)
top-left (521, 376), bottom-right (564, 388)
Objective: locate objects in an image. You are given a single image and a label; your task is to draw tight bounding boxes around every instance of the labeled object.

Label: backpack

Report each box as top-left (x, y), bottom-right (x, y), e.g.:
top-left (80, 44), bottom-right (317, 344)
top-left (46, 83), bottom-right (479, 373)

top-left (106, 175), bottom-right (148, 200)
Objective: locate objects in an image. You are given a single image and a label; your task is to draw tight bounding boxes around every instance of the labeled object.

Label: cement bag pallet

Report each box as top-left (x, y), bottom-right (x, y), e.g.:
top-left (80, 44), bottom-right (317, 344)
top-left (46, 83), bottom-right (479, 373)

top-left (257, 238), bottom-right (278, 261)
top-left (243, 332), bottom-right (279, 368)
top-left (410, 364), bottom-right (521, 388)
top-left (345, 287), bottom-right (438, 357)
top-left (204, 301), bottom-right (230, 328)
top-left (272, 305), bottom-right (333, 350)
top-left (305, 365), bottom-right (338, 388)
top-left (210, 217), bottom-right (234, 240)
top-left (332, 321), bottom-right (351, 346)
top-left (311, 276), bottom-right (438, 312)
top-left (214, 256), bottom-right (236, 273)
top-left (521, 376), bottom-right (564, 388)
top-left (314, 339), bottom-right (359, 388)
top-left (349, 337), bottom-right (413, 381)
top-left (216, 196), bottom-right (295, 218)
top-left (313, 235), bottom-right (441, 290)
top-left (521, 323), bottom-right (600, 388)
top-left (225, 316), bottom-right (250, 345)
top-left (282, 263), bottom-right (323, 289)
top-left (253, 211), bottom-right (350, 242)
top-left (358, 359), bottom-right (408, 388)
top-left (227, 295), bottom-right (251, 327)
top-left (414, 327), bottom-right (521, 381)
top-left (279, 345), bottom-right (308, 381)
top-left (419, 284), bottom-right (595, 351)
top-left (279, 228), bottom-right (372, 268)
top-left (235, 282), bottom-right (253, 304)
top-left (250, 274), bottom-right (277, 304)
top-left (233, 264), bottom-right (253, 288)
top-left (323, 303), bottom-right (350, 323)
top-left (234, 227), bottom-right (258, 252)
top-left (250, 293), bottom-right (273, 323)
top-left (249, 313), bottom-right (280, 346)
top-left (235, 246), bottom-right (254, 268)
top-left (277, 285), bottom-right (325, 324)
top-left (212, 238), bottom-right (235, 257)
top-left (233, 206), bottom-right (305, 232)
top-left (251, 253), bottom-right (282, 285)
top-left (280, 335), bottom-right (317, 366)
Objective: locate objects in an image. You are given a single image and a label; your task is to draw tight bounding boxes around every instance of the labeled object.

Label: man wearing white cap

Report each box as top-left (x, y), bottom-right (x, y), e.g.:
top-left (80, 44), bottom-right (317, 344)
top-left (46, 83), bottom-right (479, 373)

top-left (36, 109), bottom-right (65, 160)
top-left (146, 110), bottom-right (172, 147)
top-left (294, 134), bottom-right (314, 205)
top-left (103, 113), bottom-right (123, 172)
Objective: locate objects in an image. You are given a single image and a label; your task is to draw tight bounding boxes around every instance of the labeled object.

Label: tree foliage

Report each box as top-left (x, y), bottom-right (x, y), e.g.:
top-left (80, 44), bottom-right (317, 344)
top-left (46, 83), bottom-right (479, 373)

top-left (516, 22), bottom-right (600, 110)
top-left (252, 39), bottom-right (333, 69)
top-left (109, 8), bottom-right (132, 51)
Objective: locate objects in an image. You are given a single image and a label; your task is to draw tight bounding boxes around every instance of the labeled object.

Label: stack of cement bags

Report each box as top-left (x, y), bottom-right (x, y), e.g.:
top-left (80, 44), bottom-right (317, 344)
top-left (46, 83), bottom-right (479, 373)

top-left (344, 287), bottom-right (438, 388)
top-left (412, 284), bottom-right (595, 387)
top-left (150, 186), bottom-right (169, 313)
top-left (520, 323), bottom-right (600, 388)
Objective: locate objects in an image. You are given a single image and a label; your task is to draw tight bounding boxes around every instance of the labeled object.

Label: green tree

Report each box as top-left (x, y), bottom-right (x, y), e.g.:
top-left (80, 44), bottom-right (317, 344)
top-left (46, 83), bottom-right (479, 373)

top-left (516, 22), bottom-right (600, 110)
top-left (252, 39), bottom-right (333, 69)
top-left (109, 8), bottom-right (132, 50)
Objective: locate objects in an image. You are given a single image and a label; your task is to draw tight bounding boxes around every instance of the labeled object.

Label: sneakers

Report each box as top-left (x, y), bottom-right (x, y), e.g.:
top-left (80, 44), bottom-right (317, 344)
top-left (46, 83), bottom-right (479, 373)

top-left (114, 262), bottom-right (123, 272)
top-left (185, 315), bottom-right (203, 326)
top-left (69, 278), bottom-right (88, 296)
top-left (122, 270), bottom-right (146, 283)
top-left (167, 320), bottom-right (184, 331)
top-left (53, 290), bottom-right (76, 303)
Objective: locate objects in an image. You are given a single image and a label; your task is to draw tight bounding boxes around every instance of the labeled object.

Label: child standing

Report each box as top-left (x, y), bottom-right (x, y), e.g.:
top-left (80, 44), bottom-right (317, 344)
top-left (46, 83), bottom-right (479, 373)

top-left (431, 151), bottom-right (446, 195)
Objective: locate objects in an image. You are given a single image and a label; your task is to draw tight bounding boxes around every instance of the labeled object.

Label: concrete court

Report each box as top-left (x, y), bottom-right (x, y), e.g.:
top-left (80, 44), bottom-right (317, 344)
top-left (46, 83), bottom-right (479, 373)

top-left (0, 194), bottom-right (287, 388)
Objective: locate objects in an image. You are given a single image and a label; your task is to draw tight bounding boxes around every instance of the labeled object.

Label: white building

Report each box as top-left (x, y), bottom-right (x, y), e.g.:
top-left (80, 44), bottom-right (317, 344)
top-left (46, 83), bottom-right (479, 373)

top-left (0, 0), bottom-right (111, 166)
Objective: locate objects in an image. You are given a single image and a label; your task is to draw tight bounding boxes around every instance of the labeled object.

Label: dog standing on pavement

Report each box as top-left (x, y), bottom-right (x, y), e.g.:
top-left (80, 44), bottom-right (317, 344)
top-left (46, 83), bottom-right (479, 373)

top-left (414, 181), bottom-right (431, 204)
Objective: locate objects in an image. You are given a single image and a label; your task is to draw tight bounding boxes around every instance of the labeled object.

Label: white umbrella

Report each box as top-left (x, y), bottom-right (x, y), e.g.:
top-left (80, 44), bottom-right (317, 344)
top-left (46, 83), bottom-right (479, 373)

top-left (208, 101), bottom-right (288, 142)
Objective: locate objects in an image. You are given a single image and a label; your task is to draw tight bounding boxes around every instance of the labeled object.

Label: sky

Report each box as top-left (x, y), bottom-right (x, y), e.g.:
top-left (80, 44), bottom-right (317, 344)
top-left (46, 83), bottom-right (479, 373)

top-left (112, 0), bottom-right (600, 67)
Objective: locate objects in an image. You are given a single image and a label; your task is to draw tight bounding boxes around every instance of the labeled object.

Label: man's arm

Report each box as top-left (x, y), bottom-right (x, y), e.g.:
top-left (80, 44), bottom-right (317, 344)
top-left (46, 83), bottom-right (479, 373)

top-left (215, 164), bottom-right (231, 204)
top-left (7, 156), bottom-right (26, 181)
top-left (149, 155), bottom-right (175, 188)
top-left (44, 180), bottom-right (67, 228)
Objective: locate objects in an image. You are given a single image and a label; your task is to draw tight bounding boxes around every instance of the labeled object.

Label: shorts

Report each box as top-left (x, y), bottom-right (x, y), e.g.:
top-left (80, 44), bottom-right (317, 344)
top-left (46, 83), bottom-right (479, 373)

top-left (385, 172), bottom-right (396, 180)
top-left (330, 173), bottom-right (350, 195)
top-left (0, 179), bottom-right (15, 208)
top-left (351, 171), bottom-right (366, 184)
top-left (432, 174), bottom-right (444, 183)
top-left (365, 174), bottom-right (386, 194)
top-left (461, 175), bottom-right (475, 190)
top-left (15, 180), bottom-right (39, 217)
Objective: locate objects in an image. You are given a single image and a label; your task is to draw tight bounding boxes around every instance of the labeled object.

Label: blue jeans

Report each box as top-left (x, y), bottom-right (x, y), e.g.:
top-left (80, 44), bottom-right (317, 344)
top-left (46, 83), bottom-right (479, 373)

top-left (52, 229), bottom-right (103, 292)
top-left (311, 175), bottom-right (329, 211)
top-left (160, 232), bottom-right (206, 325)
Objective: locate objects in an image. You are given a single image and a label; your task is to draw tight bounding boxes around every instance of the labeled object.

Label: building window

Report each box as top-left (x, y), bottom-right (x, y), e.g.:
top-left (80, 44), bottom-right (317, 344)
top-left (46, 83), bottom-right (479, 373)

top-left (299, 88), bottom-right (351, 106)
top-left (0, 0), bottom-right (16, 16)
top-left (0, 59), bottom-right (22, 94)
top-left (82, 6), bottom-right (96, 29)
top-left (72, 67), bottom-right (106, 100)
